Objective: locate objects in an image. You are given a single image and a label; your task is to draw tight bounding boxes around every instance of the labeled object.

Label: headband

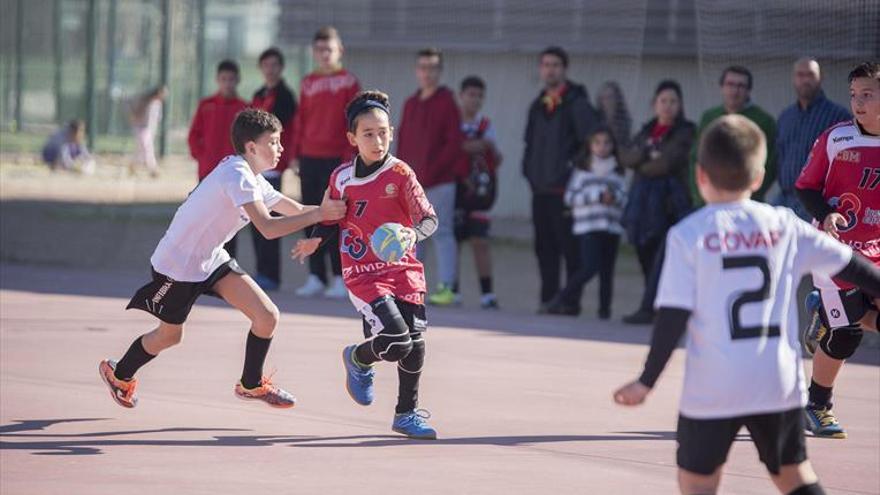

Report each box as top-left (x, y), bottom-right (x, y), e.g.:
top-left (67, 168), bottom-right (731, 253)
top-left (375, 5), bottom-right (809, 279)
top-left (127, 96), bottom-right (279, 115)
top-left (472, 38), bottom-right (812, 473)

top-left (346, 99), bottom-right (389, 129)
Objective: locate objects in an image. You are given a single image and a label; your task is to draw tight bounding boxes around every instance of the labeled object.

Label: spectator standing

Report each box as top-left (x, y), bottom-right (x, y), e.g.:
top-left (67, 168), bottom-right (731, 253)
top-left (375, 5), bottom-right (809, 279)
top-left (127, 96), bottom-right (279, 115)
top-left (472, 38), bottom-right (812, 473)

top-left (689, 66), bottom-right (776, 206)
top-left (619, 80), bottom-right (694, 325)
top-left (596, 81), bottom-right (632, 149)
top-left (523, 46), bottom-right (599, 313)
top-left (775, 57), bottom-right (850, 220)
top-left (290, 27), bottom-right (361, 299)
top-left (248, 47), bottom-right (298, 291)
top-left (396, 48), bottom-right (465, 306)
top-left (188, 60), bottom-right (248, 182)
top-left (447, 76), bottom-right (503, 309)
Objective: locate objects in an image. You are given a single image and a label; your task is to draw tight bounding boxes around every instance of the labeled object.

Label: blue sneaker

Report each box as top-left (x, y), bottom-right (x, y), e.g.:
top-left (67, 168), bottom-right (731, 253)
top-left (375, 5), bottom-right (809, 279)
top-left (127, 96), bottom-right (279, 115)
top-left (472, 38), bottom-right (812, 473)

top-left (342, 345), bottom-right (374, 406)
top-left (392, 409), bottom-right (437, 440)
top-left (253, 274), bottom-right (280, 292)
top-left (804, 402), bottom-right (847, 439)
top-left (803, 291), bottom-right (826, 356)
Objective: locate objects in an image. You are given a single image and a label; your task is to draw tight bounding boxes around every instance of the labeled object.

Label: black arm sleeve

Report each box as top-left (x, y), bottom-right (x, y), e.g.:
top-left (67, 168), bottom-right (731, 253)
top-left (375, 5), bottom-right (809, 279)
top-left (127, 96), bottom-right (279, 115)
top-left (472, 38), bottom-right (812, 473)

top-left (833, 253), bottom-right (880, 299)
top-left (308, 223), bottom-right (340, 249)
top-left (637, 307), bottom-right (691, 388)
top-left (795, 186), bottom-right (834, 223)
top-left (413, 214), bottom-right (438, 242)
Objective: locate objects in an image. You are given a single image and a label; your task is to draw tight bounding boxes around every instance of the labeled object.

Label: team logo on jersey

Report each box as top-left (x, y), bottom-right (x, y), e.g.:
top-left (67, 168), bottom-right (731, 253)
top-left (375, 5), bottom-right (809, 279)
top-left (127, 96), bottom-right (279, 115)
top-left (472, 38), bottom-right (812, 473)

top-left (836, 150), bottom-right (861, 163)
top-left (832, 135), bottom-right (854, 143)
top-left (341, 225), bottom-right (369, 260)
top-left (863, 207), bottom-right (880, 226)
top-left (830, 192), bottom-right (861, 232)
top-left (382, 183), bottom-right (398, 199)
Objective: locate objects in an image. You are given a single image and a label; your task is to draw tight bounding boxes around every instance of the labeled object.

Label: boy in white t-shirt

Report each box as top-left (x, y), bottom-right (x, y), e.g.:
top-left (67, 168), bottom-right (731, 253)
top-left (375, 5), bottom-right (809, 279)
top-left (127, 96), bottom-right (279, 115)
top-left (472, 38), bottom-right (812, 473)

top-left (99, 109), bottom-right (346, 409)
top-left (613, 115), bottom-right (880, 495)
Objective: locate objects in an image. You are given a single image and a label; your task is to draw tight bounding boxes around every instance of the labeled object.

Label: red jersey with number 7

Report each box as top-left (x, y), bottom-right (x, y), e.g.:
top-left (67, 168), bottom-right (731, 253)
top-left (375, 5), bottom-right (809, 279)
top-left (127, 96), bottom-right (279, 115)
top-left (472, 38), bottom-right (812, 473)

top-left (795, 119), bottom-right (880, 289)
top-left (326, 154), bottom-right (435, 310)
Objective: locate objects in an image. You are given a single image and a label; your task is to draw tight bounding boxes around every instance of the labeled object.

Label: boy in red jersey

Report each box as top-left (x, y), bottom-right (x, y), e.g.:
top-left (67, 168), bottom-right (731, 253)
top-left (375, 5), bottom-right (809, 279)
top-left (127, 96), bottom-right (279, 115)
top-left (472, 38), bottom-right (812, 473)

top-left (188, 60), bottom-right (248, 181)
top-left (796, 61), bottom-right (880, 439)
top-left (290, 26), bottom-right (361, 299)
top-left (292, 91), bottom-right (439, 439)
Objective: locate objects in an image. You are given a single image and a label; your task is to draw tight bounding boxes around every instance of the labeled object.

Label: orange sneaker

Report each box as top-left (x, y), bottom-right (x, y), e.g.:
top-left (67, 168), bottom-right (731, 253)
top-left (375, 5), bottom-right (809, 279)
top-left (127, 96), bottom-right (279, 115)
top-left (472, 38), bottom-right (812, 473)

top-left (98, 359), bottom-right (138, 408)
top-left (234, 376), bottom-right (296, 409)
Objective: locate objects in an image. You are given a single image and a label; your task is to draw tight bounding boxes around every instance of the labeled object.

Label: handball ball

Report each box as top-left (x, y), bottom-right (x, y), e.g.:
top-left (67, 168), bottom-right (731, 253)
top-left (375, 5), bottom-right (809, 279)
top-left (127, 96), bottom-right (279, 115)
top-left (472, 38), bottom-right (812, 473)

top-left (370, 222), bottom-right (413, 262)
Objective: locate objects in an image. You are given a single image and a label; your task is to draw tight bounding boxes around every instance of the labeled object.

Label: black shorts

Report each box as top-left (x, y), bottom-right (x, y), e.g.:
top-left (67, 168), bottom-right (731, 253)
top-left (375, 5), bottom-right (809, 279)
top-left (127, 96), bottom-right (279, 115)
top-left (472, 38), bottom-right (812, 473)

top-left (360, 296), bottom-right (428, 339)
top-left (817, 286), bottom-right (875, 329)
top-left (677, 408), bottom-right (807, 475)
top-left (126, 259), bottom-right (245, 324)
top-left (454, 208), bottom-right (490, 241)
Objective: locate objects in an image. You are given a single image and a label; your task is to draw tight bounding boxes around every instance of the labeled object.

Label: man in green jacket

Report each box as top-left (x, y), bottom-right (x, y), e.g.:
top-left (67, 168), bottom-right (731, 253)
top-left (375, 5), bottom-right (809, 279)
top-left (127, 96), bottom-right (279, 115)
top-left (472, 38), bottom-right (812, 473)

top-left (689, 65), bottom-right (777, 206)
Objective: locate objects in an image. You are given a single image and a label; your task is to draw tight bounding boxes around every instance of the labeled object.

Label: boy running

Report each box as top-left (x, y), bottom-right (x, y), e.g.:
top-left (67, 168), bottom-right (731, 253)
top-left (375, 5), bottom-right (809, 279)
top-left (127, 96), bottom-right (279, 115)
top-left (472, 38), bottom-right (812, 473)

top-left (614, 114), bottom-right (880, 495)
top-left (99, 109), bottom-right (346, 409)
top-left (796, 61), bottom-right (880, 439)
top-left (292, 91), bottom-right (439, 439)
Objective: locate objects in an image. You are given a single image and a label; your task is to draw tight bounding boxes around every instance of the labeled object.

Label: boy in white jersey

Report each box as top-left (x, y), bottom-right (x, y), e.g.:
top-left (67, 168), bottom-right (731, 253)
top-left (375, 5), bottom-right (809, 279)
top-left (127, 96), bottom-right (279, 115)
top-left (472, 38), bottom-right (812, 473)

top-left (614, 114), bottom-right (880, 495)
top-left (99, 109), bottom-right (346, 409)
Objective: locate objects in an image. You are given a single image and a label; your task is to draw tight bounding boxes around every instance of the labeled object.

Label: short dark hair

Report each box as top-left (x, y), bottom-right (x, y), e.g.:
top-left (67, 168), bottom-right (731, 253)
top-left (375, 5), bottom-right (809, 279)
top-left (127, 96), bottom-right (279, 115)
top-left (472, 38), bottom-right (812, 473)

top-left (719, 65), bottom-right (753, 90)
top-left (258, 47), bottom-right (284, 67)
top-left (416, 47), bottom-right (443, 67)
top-left (540, 46), bottom-right (569, 68)
top-left (216, 59), bottom-right (239, 75)
top-left (231, 108), bottom-right (282, 155)
top-left (697, 114), bottom-right (767, 192)
top-left (313, 26), bottom-right (341, 44)
top-left (345, 90), bottom-right (391, 132)
top-left (460, 76), bottom-right (486, 92)
top-left (848, 61), bottom-right (880, 83)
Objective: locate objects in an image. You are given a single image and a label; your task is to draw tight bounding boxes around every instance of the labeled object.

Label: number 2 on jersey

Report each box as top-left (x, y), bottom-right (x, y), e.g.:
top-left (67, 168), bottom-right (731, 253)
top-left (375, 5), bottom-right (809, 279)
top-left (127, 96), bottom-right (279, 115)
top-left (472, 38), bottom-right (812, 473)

top-left (722, 256), bottom-right (781, 340)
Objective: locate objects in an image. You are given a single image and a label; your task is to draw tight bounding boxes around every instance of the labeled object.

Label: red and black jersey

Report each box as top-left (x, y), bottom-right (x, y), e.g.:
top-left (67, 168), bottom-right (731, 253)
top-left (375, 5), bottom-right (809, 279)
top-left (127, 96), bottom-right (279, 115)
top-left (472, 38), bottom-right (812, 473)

top-left (252, 80), bottom-right (297, 172)
top-left (187, 93), bottom-right (248, 180)
top-left (291, 69), bottom-right (360, 160)
top-left (796, 119), bottom-right (880, 289)
top-left (325, 155), bottom-right (435, 309)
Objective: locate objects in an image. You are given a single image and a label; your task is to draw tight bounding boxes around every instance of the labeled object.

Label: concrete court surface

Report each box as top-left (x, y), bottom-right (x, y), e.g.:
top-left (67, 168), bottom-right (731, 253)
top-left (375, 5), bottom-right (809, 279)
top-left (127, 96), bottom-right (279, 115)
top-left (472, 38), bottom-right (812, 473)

top-left (1, 263), bottom-right (878, 495)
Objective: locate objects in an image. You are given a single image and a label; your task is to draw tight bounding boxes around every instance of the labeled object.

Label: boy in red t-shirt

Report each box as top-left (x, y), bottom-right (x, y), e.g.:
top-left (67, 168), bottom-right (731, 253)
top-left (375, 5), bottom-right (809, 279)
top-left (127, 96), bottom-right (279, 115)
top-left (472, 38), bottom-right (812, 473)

top-left (290, 27), bottom-right (361, 299)
top-left (795, 61), bottom-right (880, 439)
top-left (292, 91), bottom-right (439, 439)
top-left (188, 60), bottom-right (248, 181)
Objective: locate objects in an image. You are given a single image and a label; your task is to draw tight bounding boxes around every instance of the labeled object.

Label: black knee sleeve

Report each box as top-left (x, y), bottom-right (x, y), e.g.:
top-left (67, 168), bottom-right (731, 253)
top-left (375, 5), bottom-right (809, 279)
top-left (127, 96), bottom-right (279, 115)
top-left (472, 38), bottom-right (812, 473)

top-left (365, 297), bottom-right (414, 362)
top-left (819, 325), bottom-right (863, 360)
top-left (399, 334), bottom-right (425, 374)
top-left (788, 483), bottom-right (825, 495)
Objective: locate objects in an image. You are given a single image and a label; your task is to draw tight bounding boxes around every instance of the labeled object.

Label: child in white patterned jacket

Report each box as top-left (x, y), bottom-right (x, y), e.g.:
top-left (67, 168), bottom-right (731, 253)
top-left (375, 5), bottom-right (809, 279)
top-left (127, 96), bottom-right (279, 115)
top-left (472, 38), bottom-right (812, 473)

top-left (545, 126), bottom-right (626, 318)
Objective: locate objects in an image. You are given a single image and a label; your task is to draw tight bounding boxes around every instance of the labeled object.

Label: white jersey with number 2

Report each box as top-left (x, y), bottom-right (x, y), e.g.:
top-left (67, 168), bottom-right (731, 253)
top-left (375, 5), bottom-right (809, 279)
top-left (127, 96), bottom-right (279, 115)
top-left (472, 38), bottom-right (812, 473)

top-left (655, 200), bottom-right (852, 419)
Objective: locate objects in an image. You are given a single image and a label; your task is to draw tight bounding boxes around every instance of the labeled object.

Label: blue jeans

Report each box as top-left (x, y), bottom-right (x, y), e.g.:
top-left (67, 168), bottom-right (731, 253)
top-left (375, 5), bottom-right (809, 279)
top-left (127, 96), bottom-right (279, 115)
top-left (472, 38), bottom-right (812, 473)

top-left (558, 231), bottom-right (620, 313)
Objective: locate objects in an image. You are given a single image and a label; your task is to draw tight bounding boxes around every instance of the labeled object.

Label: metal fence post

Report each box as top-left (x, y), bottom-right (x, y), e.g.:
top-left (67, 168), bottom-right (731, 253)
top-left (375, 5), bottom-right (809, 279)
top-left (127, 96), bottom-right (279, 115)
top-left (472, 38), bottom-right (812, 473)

top-left (158, 0), bottom-right (171, 157)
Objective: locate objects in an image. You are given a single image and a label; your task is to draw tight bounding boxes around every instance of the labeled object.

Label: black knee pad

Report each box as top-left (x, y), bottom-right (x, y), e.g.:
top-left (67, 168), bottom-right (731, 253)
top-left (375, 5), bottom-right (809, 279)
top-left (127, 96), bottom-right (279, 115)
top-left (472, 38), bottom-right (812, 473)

top-left (399, 334), bottom-right (425, 374)
top-left (819, 325), bottom-right (863, 360)
top-left (366, 297), bottom-right (413, 362)
top-left (787, 483), bottom-right (826, 495)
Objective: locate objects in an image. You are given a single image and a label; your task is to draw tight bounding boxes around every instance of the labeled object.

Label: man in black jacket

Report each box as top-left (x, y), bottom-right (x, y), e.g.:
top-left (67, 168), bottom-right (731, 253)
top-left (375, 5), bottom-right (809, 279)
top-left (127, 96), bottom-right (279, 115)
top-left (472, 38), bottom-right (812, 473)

top-left (523, 46), bottom-right (599, 313)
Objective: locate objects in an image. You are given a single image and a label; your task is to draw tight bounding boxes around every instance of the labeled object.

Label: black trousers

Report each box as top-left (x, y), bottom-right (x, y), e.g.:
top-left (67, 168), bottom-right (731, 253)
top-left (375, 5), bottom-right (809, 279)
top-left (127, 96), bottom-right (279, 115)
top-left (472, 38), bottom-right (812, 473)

top-left (635, 235), bottom-right (666, 313)
top-left (532, 193), bottom-right (580, 304)
top-left (558, 231), bottom-right (620, 313)
top-left (299, 156), bottom-right (343, 283)
top-left (248, 174), bottom-right (282, 284)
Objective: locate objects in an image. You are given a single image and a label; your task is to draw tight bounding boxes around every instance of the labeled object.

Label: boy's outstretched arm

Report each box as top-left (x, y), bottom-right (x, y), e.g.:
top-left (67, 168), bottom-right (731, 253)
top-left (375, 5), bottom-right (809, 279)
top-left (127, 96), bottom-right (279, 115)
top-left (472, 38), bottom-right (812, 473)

top-left (614, 307), bottom-right (690, 406)
top-left (244, 188), bottom-right (345, 240)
